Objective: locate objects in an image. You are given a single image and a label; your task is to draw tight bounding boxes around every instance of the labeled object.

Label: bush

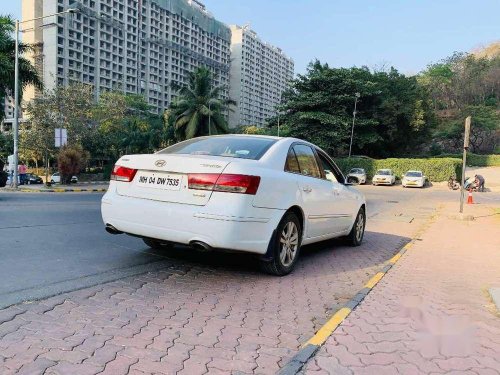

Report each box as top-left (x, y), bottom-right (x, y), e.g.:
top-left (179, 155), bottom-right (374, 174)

top-left (103, 163), bottom-right (114, 180)
top-left (334, 157), bottom-right (462, 182)
top-left (435, 153), bottom-right (500, 167)
top-left (0, 171), bottom-right (7, 188)
top-left (57, 145), bottom-right (89, 184)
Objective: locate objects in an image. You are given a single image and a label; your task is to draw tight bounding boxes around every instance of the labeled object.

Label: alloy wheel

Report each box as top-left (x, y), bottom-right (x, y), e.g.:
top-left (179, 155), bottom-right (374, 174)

top-left (355, 211), bottom-right (365, 243)
top-left (279, 221), bottom-right (299, 267)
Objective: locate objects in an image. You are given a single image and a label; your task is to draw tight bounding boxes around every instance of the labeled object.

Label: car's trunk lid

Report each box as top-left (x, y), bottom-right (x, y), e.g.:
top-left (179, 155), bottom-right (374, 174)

top-left (114, 154), bottom-right (231, 206)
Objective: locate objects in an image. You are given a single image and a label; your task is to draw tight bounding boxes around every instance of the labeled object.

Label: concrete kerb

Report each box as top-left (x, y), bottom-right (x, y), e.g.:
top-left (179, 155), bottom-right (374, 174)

top-left (277, 212), bottom-right (439, 375)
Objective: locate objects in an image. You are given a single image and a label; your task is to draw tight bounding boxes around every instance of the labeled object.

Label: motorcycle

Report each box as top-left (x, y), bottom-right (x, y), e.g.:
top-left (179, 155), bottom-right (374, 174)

top-left (464, 176), bottom-right (478, 192)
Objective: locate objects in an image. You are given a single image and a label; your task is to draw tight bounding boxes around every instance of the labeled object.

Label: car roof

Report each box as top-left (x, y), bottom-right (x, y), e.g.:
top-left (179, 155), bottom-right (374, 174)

top-left (377, 169), bottom-right (392, 171)
top-left (406, 170), bottom-right (423, 173)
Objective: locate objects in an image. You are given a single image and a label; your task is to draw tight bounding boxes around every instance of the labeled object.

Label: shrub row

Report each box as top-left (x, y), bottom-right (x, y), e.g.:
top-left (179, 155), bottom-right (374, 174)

top-left (434, 153), bottom-right (500, 167)
top-left (334, 157), bottom-right (463, 182)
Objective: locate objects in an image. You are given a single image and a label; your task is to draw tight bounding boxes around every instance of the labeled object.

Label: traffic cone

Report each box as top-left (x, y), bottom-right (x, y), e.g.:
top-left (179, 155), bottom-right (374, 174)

top-left (467, 189), bottom-right (474, 204)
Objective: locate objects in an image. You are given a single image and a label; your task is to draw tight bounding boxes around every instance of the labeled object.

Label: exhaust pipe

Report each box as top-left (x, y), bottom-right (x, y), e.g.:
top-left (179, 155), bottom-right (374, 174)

top-left (105, 224), bottom-right (123, 235)
top-left (189, 240), bottom-right (212, 252)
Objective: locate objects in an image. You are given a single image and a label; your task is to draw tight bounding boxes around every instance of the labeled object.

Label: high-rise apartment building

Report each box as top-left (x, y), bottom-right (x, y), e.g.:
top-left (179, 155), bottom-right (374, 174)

top-left (21, 0), bottom-right (231, 114)
top-left (228, 25), bottom-right (294, 128)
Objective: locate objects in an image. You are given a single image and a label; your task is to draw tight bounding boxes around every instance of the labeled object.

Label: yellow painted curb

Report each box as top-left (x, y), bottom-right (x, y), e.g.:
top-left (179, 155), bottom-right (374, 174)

top-left (364, 272), bottom-right (385, 289)
top-left (305, 307), bottom-right (351, 346)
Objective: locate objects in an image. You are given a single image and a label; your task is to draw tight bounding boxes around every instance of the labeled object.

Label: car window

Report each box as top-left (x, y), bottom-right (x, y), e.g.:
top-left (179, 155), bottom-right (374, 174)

top-left (376, 170), bottom-right (391, 176)
top-left (317, 153), bottom-right (339, 183)
top-left (158, 136), bottom-right (276, 160)
top-left (284, 148), bottom-right (301, 174)
top-left (350, 168), bottom-right (364, 174)
top-left (292, 144), bottom-right (321, 178)
top-left (406, 171), bottom-right (422, 177)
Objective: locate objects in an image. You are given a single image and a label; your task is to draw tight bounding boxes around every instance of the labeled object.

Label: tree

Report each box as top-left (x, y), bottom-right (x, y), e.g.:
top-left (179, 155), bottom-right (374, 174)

top-left (438, 105), bottom-right (499, 153)
top-left (274, 61), bottom-right (434, 157)
top-left (419, 49), bottom-right (499, 153)
top-left (57, 144), bottom-right (88, 184)
top-left (169, 66), bottom-right (235, 140)
top-left (0, 15), bottom-right (42, 123)
top-left (95, 91), bottom-right (171, 159)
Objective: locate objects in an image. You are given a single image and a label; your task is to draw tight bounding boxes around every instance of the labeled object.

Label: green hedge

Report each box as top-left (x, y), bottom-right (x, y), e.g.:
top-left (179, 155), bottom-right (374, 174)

top-left (334, 157), bottom-right (462, 182)
top-left (434, 153), bottom-right (500, 167)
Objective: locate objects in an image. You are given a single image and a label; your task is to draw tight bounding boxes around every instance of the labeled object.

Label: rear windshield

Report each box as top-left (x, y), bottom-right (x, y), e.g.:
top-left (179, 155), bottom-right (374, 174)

top-left (157, 136), bottom-right (277, 160)
top-left (376, 170), bottom-right (391, 175)
top-left (350, 168), bottom-right (365, 174)
top-left (406, 171), bottom-right (422, 177)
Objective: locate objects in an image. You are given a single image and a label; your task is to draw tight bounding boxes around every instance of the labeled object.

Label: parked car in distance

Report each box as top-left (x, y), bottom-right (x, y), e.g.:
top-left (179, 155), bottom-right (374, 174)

top-left (102, 135), bottom-right (367, 276)
top-left (372, 169), bottom-right (396, 186)
top-left (402, 170), bottom-right (427, 188)
top-left (50, 172), bottom-right (78, 184)
top-left (25, 173), bottom-right (43, 185)
top-left (346, 168), bottom-right (367, 184)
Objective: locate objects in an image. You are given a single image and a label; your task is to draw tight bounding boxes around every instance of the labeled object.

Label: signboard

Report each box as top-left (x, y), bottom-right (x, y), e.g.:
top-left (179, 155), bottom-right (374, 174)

top-left (55, 128), bottom-right (68, 147)
top-left (463, 116), bottom-right (471, 149)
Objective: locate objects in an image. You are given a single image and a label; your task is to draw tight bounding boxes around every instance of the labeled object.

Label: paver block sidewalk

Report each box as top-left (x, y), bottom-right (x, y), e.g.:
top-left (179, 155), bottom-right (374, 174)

top-left (304, 203), bottom-right (500, 374)
top-left (0, 196), bottom-right (430, 374)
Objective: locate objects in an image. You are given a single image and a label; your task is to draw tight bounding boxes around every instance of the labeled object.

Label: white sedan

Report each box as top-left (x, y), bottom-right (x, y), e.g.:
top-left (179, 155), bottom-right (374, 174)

top-left (372, 169), bottom-right (396, 186)
top-left (50, 172), bottom-right (78, 184)
top-left (101, 135), bottom-right (366, 275)
top-left (402, 170), bottom-right (427, 188)
top-left (346, 168), bottom-right (367, 184)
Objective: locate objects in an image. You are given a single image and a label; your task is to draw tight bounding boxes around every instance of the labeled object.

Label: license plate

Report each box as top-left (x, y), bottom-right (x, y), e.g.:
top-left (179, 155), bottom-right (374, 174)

top-left (135, 172), bottom-right (183, 191)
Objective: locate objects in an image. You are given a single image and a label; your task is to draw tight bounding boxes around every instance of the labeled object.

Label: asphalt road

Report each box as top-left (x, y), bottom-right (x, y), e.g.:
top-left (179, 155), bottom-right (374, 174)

top-left (0, 186), bottom-right (497, 309)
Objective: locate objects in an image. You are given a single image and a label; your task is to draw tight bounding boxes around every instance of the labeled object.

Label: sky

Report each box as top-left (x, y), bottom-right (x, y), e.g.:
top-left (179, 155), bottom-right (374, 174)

top-left (4, 0), bottom-right (499, 75)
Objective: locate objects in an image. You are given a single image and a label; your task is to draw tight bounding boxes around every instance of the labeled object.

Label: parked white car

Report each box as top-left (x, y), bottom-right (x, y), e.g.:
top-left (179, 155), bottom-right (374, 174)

top-left (346, 168), bottom-right (367, 184)
top-left (372, 169), bottom-right (396, 185)
top-left (102, 135), bottom-right (367, 275)
top-left (50, 172), bottom-right (78, 184)
top-left (402, 170), bottom-right (427, 188)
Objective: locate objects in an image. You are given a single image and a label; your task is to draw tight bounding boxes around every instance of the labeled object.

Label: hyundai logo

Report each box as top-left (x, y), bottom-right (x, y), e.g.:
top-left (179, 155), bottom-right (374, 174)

top-left (155, 159), bottom-right (166, 167)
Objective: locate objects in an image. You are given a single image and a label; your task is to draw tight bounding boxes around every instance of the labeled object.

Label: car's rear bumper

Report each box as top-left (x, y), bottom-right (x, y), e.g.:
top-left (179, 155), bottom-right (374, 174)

top-left (101, 185), bottom-right (285, 255)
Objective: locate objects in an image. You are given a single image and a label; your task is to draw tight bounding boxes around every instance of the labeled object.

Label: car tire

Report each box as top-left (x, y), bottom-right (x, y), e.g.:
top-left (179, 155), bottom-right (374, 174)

top-left (260, 212), bottom-right (302, 276)
top-left (143, 238), bottom-right (173, 250)
top-left (346, 207), bottom-right (366, 246)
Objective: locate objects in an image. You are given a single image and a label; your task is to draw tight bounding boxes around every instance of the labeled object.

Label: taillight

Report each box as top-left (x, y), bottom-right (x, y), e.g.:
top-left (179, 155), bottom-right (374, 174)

top-left (187, 173), bottom-right (219, 191)
top-left (110, 165), bottom-right (137, 182)
top-left (188, 173), bottom-right (261, 195)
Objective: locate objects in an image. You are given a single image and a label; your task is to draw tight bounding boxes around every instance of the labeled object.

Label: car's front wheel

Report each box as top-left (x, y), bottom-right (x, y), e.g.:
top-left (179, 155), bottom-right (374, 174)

top-left (261, 212), bottom-right (302, 276)
top-left (346, 207), bottom-right (366, 246)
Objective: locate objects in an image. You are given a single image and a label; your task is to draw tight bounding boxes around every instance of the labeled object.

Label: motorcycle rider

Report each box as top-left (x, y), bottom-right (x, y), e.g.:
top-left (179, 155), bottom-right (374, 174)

top-left (474, 174), bottom-right (485, 192)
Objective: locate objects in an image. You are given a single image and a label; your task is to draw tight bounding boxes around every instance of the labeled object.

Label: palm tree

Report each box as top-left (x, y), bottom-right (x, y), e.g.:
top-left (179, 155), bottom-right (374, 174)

top-left (169, 66), bottom-right (235, 140)
top-left (0, 15), bottom-right (42, 123)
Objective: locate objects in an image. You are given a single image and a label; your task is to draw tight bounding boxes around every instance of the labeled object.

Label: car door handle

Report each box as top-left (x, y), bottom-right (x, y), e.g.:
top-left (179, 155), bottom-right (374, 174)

top-left (302, 186), bottom-right (312, 193)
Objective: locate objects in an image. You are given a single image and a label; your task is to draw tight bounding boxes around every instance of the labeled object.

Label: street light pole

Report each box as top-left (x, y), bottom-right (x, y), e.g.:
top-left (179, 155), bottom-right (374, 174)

top-left (12, 20), bottom-right (20, 187)
top-left (11, 8), bottom-right (79, 188)
top-left (348, 92), bottom-right (360, 158)
top-left (277, 114), bottom-right (280, 137)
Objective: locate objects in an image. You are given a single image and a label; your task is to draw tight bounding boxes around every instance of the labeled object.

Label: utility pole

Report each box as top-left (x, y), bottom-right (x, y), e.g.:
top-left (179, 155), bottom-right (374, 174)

top-left (348, 92), bottom-right (360, 158)
top-left (459, 116), bottom-right (471, 213)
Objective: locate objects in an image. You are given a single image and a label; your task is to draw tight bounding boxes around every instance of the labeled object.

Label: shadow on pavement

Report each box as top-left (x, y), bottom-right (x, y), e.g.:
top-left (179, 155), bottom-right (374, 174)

top-left (143, 230), bottom-right (411, 276)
